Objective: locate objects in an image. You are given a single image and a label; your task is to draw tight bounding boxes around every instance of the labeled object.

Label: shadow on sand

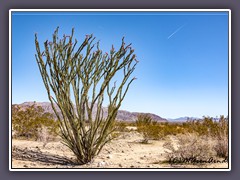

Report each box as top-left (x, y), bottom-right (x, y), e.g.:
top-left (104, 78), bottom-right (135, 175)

top-left (12, 146), bottom-right (77, 166)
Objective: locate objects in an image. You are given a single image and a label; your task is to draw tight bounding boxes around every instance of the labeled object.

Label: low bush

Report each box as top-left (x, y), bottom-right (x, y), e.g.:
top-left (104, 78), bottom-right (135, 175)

top-left (213, 116), bottom-right (228, 158)
top-left (162, 116), bottom-right (229, 164)
top-left (163, 133), bottom-right (217, 164)
top-left (113, 114), bottom-right (229, 164)
top-left (183, 116), bottom-right (229, 158)
top-left (114, 121), bottom-right (128, 132)
top-left (12, 104), bottom-right (59, 141)
top-left (136, 114), bottom-right (161, 143)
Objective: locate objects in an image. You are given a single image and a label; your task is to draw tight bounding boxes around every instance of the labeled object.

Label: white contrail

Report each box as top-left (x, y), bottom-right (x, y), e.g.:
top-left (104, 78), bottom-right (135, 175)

top-left (167, 24), bottom-right (186, 39)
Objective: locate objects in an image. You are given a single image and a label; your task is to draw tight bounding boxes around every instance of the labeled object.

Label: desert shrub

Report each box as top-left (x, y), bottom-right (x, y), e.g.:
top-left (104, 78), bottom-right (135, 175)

top-left (163, 133), bottom-right (217, 164)
top-left (213, 116), bottom-right (228, 158)
top-left (182, 116), bottom-right (229, 158)
top-left (114, 121), bottom-right (128, 132)
top-left (136, 114), bottom-right (161, 143)
top-left (136, 114), bottom-right (153, 127)
top-left (103, 121), bottom-right (127, 140)
top-left (214, 136), bottom-right (228, 159)
top-left (163, 115), bottom-right (229, 164)
top-left (12, 104), bottom-right (59, 141)
top-left (164, 123), bottom-right (184, 136)
top-left (181, 117), bottom-right (225, 136)
top-left (153, 123), bottom-right (185, 139)
top-left (136, 118), bottom-right (191, 143)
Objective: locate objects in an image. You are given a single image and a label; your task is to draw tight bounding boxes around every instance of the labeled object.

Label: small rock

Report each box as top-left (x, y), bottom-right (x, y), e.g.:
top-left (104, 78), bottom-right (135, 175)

top-left (130, 165), bottom-right (134, 168)
top-left (23, 165), bottom-right (28, 168)
top-left (97, 161), bottom-right (106, 167)
top-left (122, 150), bottom-right (125, 153)
top-left (119, 164), bottom-right (123, 167)
top-left (107, 155), bottom-right (112, 159)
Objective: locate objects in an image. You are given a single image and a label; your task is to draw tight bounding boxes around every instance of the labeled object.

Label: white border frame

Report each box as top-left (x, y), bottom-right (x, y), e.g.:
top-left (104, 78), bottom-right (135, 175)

top-left (9, 9), bottom-right (231, 171)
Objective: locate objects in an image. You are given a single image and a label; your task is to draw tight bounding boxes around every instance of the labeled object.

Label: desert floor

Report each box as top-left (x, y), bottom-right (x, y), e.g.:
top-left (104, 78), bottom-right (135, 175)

top-left (12, 130), bottom-right (228, 169)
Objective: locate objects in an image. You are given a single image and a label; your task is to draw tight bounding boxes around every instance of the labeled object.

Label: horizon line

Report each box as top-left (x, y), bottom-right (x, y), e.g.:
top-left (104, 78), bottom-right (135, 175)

top-left (11, 100), bottom-right (228, 119)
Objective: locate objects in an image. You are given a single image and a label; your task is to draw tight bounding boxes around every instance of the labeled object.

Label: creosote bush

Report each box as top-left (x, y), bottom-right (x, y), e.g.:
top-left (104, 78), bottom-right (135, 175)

top-left (136, 114), bottom-right (160, 143)
top-left (12, 104), bottom-right (59, 141)
top-left (35, 27), bottom-right (138, 164)
top-left (114, 121), bottom-right (128, 132)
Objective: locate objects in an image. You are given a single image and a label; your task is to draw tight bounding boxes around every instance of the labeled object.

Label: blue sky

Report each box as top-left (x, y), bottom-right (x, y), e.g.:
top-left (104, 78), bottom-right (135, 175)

top-left (11, 11), bottom-right (229, 119)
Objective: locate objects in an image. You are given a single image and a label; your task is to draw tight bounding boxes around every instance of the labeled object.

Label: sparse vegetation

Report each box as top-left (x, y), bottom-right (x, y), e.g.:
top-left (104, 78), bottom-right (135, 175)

top-left (134, 113), bottom-right (228, 165)
top-left (213, 116), bottom-right (228, 158)
top-left (12, 106), bottom-right (229, 168)
top-left (12, 104), bottom-right (59, 142)
top-left (163, 133), bottom-right (217, 164)
top-left (114, 121), bottom-right (128, 132)
top-left (162, 116), bottom-right (228, 163)
top-left (136, 114), bottom-right (161, 143)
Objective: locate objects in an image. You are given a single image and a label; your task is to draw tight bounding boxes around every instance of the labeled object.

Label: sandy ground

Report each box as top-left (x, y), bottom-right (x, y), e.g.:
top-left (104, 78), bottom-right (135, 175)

top-left (11, 131), bottom-right (228, 169)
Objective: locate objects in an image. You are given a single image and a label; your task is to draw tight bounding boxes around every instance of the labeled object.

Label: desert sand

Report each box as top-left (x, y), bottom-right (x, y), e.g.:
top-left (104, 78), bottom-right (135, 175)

top-left (12, 131), bottom-right (228, 169)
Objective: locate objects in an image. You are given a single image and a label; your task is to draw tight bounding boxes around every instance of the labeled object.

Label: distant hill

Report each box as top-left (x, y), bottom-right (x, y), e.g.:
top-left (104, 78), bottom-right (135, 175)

top-left (13, 101), bottom-right (168, 123)
top-left (167, 116), bottom-right (200, 122)
top-left (167, 116), bottom-right (221, 122)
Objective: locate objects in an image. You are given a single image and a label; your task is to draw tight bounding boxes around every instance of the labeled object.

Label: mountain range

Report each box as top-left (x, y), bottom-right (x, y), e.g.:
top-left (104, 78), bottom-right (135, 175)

top-left (13, 101), bottom-right (168, 123)
top-left (167, 116), bottom-right (222, 122)
top-left (167, 117), bottom-right (200, 122)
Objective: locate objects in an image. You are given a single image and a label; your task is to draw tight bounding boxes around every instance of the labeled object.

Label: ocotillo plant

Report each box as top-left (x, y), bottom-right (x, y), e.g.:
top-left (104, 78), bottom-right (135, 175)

top-left (35, 27), bottom-right (138, 164)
